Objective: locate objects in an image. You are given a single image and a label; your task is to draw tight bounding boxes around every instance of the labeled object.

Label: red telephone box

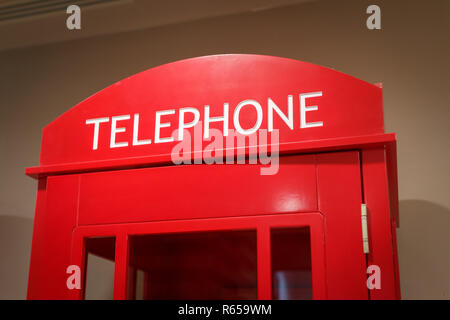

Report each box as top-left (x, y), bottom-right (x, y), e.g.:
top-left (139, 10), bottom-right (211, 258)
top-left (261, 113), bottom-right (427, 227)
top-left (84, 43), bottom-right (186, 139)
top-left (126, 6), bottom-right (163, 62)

top-left (26, 54), bottom-right (400, 300)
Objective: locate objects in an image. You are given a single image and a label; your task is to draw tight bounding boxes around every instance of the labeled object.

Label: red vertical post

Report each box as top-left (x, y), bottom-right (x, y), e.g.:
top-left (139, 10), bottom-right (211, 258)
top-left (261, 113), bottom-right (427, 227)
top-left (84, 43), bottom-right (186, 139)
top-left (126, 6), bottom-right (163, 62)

top-left (361, 148), bottom-right (399, 299)
top-left (113, 233), bottom-right (129, 300)
top-left (316, 151), bottom-right (368, 299)
top-left (309, 215), bottom-right (328, 300)
top-left (27, 175), bottom-right (79, 299)
top-left (257, 225), bottom-right (272, 299)
top-left (68, 231), bottom-right (85, 300)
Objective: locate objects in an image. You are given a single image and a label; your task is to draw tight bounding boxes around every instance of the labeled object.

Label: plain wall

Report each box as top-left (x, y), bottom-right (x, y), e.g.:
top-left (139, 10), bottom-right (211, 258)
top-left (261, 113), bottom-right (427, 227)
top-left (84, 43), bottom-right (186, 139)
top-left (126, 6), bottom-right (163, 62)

top-left (0, 0), bottom-right (449, 299)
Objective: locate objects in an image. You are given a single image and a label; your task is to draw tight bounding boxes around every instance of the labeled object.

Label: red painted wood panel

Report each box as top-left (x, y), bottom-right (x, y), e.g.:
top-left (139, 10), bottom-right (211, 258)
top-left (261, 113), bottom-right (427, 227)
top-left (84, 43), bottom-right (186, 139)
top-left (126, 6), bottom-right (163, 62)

top-left (27, 175), bottom-right (79, 299)
top-left (78, 154), bottom-right (317, 225)
top-left (257, 225), bottom-right (272, 299)
top-left (113, 233), bottom-right (129, 300)
top-left (316, 151), bottom-right (368, 299)
top-left (362, 148), bottom-right (398, 299)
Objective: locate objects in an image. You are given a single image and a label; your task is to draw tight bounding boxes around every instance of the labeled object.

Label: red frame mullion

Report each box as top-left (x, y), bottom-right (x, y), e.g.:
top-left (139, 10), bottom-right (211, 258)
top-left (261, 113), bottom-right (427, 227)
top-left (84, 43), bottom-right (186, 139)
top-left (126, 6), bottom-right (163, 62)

top-left (113, 233), bottom-right (129, 300)
top-left (257, 225), bottom-right (272, 299)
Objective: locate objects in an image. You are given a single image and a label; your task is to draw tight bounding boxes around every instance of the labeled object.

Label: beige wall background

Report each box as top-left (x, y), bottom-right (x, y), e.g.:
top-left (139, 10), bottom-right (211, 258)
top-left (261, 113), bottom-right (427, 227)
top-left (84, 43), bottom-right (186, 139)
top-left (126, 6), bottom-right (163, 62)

top-left (0, 0), bottom-right (449, 299)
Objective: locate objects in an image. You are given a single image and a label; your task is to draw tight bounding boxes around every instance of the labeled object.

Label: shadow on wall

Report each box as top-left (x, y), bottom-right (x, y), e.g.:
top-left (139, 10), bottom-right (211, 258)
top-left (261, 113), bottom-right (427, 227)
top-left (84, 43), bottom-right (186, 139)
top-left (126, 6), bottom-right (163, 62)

top-left (398, 200), bottom-right (450, 300)
top-left (0, 215), bottom-right (33, 299)
top-left (0, 215), bottom-right (116, 300)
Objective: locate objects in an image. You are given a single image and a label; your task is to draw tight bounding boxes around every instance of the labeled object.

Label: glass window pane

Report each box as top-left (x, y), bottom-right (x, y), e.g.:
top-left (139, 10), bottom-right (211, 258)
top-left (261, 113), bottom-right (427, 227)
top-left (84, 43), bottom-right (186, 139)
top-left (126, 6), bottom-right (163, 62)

top-left (271, 227), bottom-right (312, 300)
top-left (84, 237), bottom-right (116, 300)
top-left (128, 230), bottom-right (257, 300)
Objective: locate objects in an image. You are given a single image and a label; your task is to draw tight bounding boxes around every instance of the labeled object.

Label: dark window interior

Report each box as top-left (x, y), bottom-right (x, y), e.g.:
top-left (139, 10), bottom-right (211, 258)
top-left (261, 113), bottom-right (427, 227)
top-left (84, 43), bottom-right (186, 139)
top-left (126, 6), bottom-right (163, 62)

top-left (128, 230), bottom-right (258, 300)
top-left (271, 227), bottom-right (312, 300)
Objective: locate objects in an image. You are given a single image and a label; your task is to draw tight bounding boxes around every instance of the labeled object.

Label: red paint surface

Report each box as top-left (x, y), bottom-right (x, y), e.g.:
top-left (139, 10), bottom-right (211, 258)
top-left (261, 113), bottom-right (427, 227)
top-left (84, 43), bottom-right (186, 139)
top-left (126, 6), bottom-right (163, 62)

top-left (78, 154), bottom-right (317, 225)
